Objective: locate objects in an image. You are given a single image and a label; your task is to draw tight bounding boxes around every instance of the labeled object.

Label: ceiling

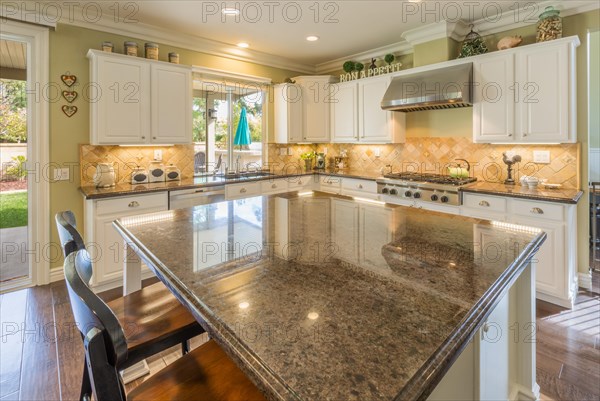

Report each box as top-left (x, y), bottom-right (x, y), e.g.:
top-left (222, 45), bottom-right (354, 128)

top-left (95, 0), bottom-right (544, 65)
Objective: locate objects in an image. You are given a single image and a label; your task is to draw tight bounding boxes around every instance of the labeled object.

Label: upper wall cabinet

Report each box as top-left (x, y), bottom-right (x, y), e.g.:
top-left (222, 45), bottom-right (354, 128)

top-left (274, 76), bottom-right (336, 143)
top-left (473, 37), bottom-right (579, 144)
top-left (88, 50), bottom-right (192, 145)
top-left (331, 76), bottom-right (405, 144)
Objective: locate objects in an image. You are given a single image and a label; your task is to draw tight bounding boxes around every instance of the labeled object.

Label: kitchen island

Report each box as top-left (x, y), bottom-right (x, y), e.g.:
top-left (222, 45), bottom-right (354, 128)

top-left (114, 191), bottom-right (545, 401)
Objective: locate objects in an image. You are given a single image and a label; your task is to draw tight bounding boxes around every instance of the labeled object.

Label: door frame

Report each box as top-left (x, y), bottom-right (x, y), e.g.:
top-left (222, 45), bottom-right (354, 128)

top-left (1, 20), bottom-right (50, 292)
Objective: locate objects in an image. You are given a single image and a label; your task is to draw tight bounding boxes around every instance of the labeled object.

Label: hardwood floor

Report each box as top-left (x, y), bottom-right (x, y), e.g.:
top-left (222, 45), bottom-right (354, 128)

top-left (0, 276), bottom-right (598, 400)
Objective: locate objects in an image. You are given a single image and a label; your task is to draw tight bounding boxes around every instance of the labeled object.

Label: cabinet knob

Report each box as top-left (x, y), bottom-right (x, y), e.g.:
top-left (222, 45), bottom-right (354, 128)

top-left (508, 134), bottom-right (513, 137)
top-left (271, 184), bottom-right (277, 189)
top-left (358, 184), bottom-right (363, 189)
top-left (141, 136), bottom-right (146, 139)
top-left (128, 201), bottom-right (140, 208)
top-left (298, 180), bottom-right (303, 185)
top-left (153, 137), bottom-right (157, 140)
top-left (479, 200), bottom-right (490, 207)
top-left (523, 134), bottom-right (528, 137)
top-left (531, 207), bottom-right (544, 214)
top-left (240, 188), bottom-right (247, 193)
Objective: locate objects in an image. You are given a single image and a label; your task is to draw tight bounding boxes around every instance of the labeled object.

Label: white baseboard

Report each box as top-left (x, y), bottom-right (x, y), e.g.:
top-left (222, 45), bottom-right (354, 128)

top-left (50, 266), bottom-right (64, 283)
top-left (536, 291), bottom-right (574, 309)
top-left (578, 272), bottom-right (593, 290)
top-left (510, 383), bottom-right (540, 401)
top-left (90, 270), bottom-right (156, 293)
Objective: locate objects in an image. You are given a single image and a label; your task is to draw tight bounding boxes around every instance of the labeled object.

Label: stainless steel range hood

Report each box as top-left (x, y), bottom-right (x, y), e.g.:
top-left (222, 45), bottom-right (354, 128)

top-left (381, 63), bottom-right (473, 112)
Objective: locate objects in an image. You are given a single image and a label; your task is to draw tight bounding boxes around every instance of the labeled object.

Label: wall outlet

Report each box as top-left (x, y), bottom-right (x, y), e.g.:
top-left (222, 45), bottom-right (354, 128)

top-left (287, 148), bottom-right (293, 156)
top-left (374, 148), bottom-right (381, 158)
top-left (53, 167), bottom-right (70, 181)
top-left (279, 147), bottom-right (287, 156)
top-left (533, 150), bottom-right (551, 164)
top-left (153, 149), bottom-right (163, 161)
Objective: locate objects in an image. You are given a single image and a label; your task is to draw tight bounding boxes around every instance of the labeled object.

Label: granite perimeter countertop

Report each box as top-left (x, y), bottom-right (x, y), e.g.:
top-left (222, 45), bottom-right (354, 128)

top-left (461, 181), bottom-right (583, 204)
top-left (79, 169), bottom-right (383, 200)
top-left (114, 192), bottom-right (545, 401)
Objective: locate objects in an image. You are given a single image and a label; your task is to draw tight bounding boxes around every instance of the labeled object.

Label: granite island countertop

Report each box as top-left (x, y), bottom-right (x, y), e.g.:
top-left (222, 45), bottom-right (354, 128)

top-left (114, 192), bottom-right (546, 401)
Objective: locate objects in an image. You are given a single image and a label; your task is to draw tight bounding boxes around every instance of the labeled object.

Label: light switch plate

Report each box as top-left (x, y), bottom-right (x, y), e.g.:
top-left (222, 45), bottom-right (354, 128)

top-left (533, 150), bottom-right (550, 164)
top-left (154, 149), bottom-right (163, 161)
top-left (54, 168), bottom-right (70, 181)
top-left (279, 147), bottom-right (287, 156)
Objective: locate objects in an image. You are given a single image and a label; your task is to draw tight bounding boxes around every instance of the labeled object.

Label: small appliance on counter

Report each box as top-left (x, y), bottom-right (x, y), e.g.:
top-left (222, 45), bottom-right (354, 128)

top-left (93, 163), bottom-right (116, 188)
top-left (131, 167), bottom-right (148, 184)
top-left (148, 161), bottom-right (165, 183)
top-left (165, 164), bottom-right (181, 181)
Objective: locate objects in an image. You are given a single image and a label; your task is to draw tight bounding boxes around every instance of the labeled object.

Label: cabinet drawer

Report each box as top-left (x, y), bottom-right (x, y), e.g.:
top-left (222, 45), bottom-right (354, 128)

top-left (225, 182), bottom-right (261, 200)
top-left (260, 179), bottom-right (289, 194)
top-left (319, 175), bottom-right (342, 192)
top-left (463, 194), bottom-right (507, 213)
top-left (511, 199), bottom-right (564, 222)
top-left (287, 175), bottom-right (312, 191)
top-left (95, 193), bottom-right (168, 216)
top-left (341, 178), bottom-right (377, 194)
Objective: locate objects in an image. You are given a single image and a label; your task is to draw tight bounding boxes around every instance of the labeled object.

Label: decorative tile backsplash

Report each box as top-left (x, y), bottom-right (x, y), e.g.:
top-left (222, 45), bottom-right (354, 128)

top-left (80, 144), bottom-right (195, 186)
top-left (268, 138), bottom-right (580, 189)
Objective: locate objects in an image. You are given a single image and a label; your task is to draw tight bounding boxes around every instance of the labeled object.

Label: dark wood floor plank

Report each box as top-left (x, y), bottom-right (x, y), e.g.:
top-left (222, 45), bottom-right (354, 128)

top-left (19, 286), bottom-right (60, 401)
top-left (51, 281), bottom-right (85, 401)
top-left (0, 290), bottom-right (27, 398)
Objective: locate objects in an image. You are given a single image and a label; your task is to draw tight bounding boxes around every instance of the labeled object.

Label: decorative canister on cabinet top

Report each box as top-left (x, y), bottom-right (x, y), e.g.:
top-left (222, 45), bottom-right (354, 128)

top-left (124, 41), bottom-right (138, 56)
top-left (537, 6), bottom-right (562, 42)
top-left (145, 43), bottom-right (159, 60)
top-left (102, 42), bottom-right (113, 52)
top-left (168, 52), bottom-right (180, 64)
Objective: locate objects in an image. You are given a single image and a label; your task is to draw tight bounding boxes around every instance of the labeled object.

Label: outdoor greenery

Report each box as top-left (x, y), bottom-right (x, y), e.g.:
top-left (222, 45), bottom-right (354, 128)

top-left (6, 155), bottom-right (27, 180)
top-left (0, 79), bottom-right (27, 143)
top-left (0, 192), bottom-right (28, 228)
top-left (192, 97), bottom-right (207, 143)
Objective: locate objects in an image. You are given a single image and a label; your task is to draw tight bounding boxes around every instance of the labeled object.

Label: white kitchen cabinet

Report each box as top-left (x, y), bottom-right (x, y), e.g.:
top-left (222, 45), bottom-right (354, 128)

top-left (84, 192), bottom-right (168, 290)
top-left (88, 49), bottom-right (192, 145)
top-left (151, 63), bottom-right (192, 144)
top-left (473, 36), bottom-right (579, 144)
top-left (340, 178), bottom-right (379, 200)
top-left (331, 76), bottom-right (405, 144)
top-left (260, 178), bottom-right (289, 195)
top-left (274, 84), bottom-right (303, 143)
top-left (286, 175), bottom-right (314, 192)
top-left (330, 81), bottom-right (358, 142)
top-left (318, 175), bottom-right (342, 194)
top-left (225, 181), bottom-right (261, 200)
top-left (462, 192), bottom-right (577, 308)
top-left (294, 76), bottom-right (337, 143)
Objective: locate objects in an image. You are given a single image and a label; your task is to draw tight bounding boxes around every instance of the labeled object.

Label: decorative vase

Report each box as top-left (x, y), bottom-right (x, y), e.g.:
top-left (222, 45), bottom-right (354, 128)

top-left (304, 159), bottom-right (313, 171)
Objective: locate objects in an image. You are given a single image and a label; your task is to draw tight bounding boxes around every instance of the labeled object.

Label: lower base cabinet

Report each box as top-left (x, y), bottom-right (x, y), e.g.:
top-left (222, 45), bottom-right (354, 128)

top-left (84, 192), bottom-right (168, 291)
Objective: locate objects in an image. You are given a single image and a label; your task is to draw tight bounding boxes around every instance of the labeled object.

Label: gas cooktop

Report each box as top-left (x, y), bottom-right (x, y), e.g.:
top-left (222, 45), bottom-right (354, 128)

top-left (382, 172), bottom-right (477, 186)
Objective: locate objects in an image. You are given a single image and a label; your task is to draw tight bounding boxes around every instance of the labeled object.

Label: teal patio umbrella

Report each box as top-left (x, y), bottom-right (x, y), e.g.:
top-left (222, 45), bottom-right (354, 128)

top-left (234, 107), bottom-right (251, 150)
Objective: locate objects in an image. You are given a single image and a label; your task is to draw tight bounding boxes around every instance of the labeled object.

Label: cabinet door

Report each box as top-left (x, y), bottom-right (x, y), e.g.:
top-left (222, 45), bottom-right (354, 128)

top-left (274, 84), bottom-right (303, 143)
top-left (517, 44), bottom-right (571, 142)
top-left (151, 64), bottom-right (192, 144)
top-left (359, 76), bottom-right (395, 143)
top-left (360, 205), bottom-right (393, 269)
top-left (511, 216), bottom-right (566, 299)
top-left (331, 82), bottom-right (358, 142)
top-left (473, 53), bottom-right (516, 143)
top-left (331, 199), bottom-right (359, 263)
top-left (302, 81), bottom-right (331, 143)
top-left (93, 56), bottom-right (151, 144)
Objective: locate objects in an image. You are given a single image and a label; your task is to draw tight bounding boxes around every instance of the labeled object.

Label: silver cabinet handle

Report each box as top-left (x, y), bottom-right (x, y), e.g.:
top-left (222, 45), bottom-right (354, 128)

top-left (141, 136), bottom-right (145, 139)
top-left (298, 180), bottom-right (303, 185)
top-left (128, 201), bottom-right (140, 208)
top-left (479, 201), bottom-right (490, 207)
top-left (271, 184), bottom-right (277, 189)
top-left (153, 136), bottom-right (157, 140)
top-left (531, 207), bottom-right (544, 214)
top-left (358, 184), bottom-right (363, 189)
top-left (508, 134), bottom-right (513, 137)
top-left (240, 188), bottom-right (247, 193)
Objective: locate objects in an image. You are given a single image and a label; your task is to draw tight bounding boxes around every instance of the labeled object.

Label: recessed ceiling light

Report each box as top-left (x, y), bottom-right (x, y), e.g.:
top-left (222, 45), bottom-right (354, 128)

top-left (237, 42), bottom-right (249, 48)
top-left (306, 35), bottom-right (320, 42)
top-left (222, 8), bottom-right (239, 15)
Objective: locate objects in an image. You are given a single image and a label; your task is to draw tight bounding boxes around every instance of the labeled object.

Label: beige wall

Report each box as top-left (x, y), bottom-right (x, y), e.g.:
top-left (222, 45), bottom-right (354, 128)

top-left (48, 23), bottom-right (302, 269)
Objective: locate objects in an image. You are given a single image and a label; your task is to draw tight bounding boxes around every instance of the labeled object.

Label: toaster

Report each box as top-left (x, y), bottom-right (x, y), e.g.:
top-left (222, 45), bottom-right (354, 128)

top-left (131, 167), bottom-right (148, 184)
top-left (165, 165), bottom-right (180, 181)
top-left (148, 161), bottom-right (165, 183)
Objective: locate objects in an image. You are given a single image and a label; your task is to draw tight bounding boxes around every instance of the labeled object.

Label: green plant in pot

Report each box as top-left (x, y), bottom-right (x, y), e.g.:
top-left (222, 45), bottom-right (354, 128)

top-left (300, 151), bottom-right (316, 171)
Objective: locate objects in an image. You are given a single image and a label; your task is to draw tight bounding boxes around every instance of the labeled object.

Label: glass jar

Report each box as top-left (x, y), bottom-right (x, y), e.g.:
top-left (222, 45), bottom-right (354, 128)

top-left (145, 43), bottom-right (159, 60)
top-left (168, 52), bottom-right (180, 64)
top-left (101, 41), bottom-right (113, 52)
top-left (124, 41), bottom-right (138, 56)
top-left (536, 6), bottom-right (562, 42)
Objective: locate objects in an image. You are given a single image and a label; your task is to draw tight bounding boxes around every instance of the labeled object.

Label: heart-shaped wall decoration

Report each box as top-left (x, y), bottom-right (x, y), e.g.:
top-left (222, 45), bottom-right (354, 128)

top-left (62, 105), bottom-right (78, 117)
top-left (61, 74), bottom-right (77, 87)
top-left (62, 90), bottom-right (78, 103)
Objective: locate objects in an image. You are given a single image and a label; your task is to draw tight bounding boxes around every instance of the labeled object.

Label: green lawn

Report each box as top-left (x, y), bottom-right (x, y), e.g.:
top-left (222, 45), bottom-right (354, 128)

top-left (0, 191), bottom-right (28, 229)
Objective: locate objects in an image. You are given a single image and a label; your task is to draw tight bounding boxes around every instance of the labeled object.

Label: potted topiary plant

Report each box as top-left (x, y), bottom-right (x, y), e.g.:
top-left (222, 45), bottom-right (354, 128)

top-left (384, 54), bottom-right (395, 65)
top-left (300, 151), bottom-right (316, 171)
top-left (343, 61), bottom-right (356, 73)
top-left (355, 62), bottom-right (364, 74)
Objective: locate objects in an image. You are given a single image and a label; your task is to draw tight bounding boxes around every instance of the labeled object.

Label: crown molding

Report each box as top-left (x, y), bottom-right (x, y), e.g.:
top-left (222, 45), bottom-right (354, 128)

top-left (401, 20), bottom-right (470, 47)
top-left (55, 6), bottom-right (316, 74)
top-left (315, 40), bottom-right (413, 74)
